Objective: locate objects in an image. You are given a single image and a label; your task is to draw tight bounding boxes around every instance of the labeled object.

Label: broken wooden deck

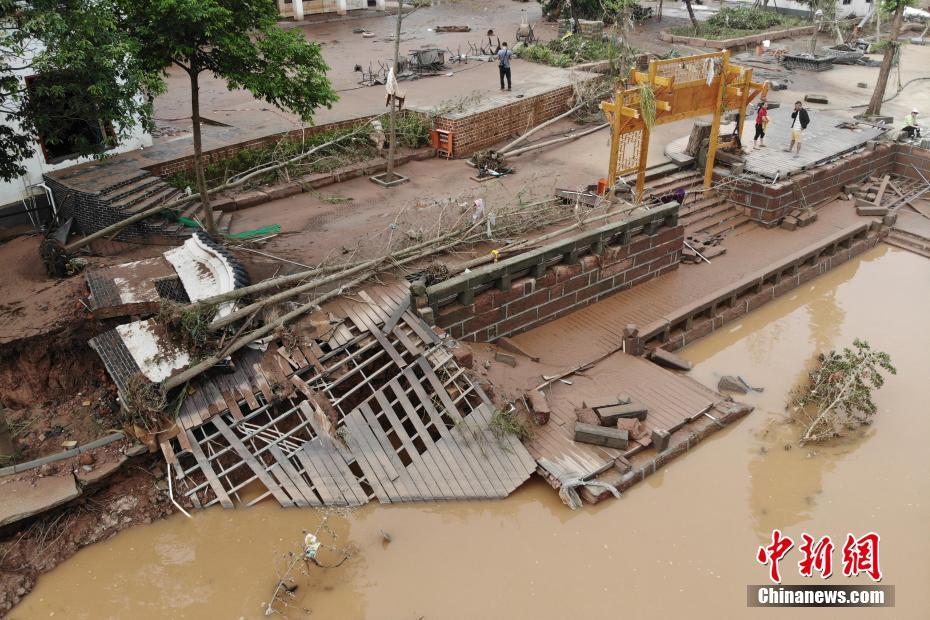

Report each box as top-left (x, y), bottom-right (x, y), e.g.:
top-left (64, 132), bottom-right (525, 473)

top-left (528, 351), bottom-right (721, 485)
top-left (163, 286), bottom-right (536, 508)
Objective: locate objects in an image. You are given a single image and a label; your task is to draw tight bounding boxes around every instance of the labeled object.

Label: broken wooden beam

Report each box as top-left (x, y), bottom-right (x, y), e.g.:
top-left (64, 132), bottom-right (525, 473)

top-left (574, 422), bottom-right (629, 449)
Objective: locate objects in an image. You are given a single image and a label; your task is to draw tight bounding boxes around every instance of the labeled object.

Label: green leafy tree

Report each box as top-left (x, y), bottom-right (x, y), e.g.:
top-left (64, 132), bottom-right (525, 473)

top-left (792, 339), bottom-right (896, 444)
top-left (0, 0), bottom-right (161, 182)
top-left (116, 0), bottom-right (337, 235)
top-left (866, 0), bottom-right (913, 117)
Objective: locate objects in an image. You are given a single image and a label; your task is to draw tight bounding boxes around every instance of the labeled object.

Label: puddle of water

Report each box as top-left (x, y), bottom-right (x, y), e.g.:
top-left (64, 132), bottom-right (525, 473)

top-left (15, 246), bottom-right (930, 619)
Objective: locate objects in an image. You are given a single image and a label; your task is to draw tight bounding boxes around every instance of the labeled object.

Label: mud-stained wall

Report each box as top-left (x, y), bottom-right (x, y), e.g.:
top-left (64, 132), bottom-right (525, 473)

top-left (639, 222), bottom-right (880, 351)
top-left (720, 144), bottom-right (930, 226)
top-left (423, 204), bottom-right (683, 342)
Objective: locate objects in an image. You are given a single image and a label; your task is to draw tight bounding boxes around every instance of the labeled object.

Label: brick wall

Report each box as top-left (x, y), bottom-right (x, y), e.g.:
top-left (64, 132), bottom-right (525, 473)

top-left (719, 143), bottom-right (897, 226)
top-left (144, 115), bottom-right (383, 177)
top-left (891, 143), bottom-right (930, 180)
top-left (433, 85), bottom-right (579, 158)
top-left (429, 209), bottom-right (683, 342)
top-left (43, 175), bottom-right (168, 243)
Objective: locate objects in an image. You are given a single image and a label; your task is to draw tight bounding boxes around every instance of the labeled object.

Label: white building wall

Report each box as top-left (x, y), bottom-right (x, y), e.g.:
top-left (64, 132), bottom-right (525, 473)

top-left (0, 40), bottom-right (153, 208)
top-left (734, 0), bottom-right (875, 20)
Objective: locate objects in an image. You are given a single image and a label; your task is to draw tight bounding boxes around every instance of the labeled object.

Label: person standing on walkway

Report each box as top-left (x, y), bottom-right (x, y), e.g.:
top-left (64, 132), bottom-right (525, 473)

top-left (786, 101), bottom-right (810, 158)
top-left (753, 101), bottom-right (768, 149)
top-left (904, 109), bottom-right (921, 139)
top-left (498, 42), bottom-right (513, 91)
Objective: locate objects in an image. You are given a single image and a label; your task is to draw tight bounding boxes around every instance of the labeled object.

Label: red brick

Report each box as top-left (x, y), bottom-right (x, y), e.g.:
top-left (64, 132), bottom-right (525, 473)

top-left (538, 294), bottom-right (576, 319)
top-left (554, 264), bottom-right (581, 282)
top-left (505, 290), bottom-right (549, 316)
top-left (601, 258), bottom-right (633, 278)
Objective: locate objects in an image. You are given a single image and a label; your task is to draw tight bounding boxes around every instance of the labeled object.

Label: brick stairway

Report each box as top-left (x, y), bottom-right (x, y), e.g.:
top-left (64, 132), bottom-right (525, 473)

top-left (642, 168), bottom-right (752, 236)
top-left (96, 172), bottom-right (234, 238)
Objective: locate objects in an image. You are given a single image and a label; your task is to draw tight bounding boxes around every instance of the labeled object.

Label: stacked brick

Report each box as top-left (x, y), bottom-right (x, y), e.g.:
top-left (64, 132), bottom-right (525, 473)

top-left (433, 225), bottom-right (683, 342)
top-left (719, 143), bottom-right (897, 225)
top-left (433, 85), bottom-right (578, 158)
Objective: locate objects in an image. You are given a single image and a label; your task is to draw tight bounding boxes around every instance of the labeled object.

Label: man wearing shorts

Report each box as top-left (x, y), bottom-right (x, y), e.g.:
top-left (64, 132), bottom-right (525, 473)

top-left (786, 101), bottom-right (810, 158)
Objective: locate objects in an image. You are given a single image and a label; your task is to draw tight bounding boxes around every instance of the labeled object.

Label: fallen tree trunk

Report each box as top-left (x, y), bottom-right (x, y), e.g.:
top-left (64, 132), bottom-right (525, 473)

top-left (162, 235), bottom-right (464, 391)
top-left (498, 102), bottom-right (586, 155)
top-left (199, 221), bottom-right (482, 321)
top-left (503, 122), bottom-right (608, 158)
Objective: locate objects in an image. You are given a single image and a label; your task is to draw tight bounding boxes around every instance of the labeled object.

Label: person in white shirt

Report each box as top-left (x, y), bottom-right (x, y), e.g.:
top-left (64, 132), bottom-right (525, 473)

top-left (904, 109), bottom-right (921, 139)
top-left (785, 101), bottom-right (810, 158)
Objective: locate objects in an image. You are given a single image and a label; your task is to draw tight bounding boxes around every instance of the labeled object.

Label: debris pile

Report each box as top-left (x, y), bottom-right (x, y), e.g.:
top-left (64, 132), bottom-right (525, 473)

top-left (780, 207), bottom-right (818, 231)
top-left (682, 232), bottom-right (726, 263)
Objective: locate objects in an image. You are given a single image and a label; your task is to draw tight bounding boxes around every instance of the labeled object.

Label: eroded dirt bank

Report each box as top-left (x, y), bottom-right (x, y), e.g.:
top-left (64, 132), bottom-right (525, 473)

top-left (11, 246), bottom-right (930, 619)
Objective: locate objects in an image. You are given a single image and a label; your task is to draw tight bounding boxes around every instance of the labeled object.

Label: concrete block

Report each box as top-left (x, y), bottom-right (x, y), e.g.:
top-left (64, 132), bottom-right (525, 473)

top-left (494, 351), bottom-right (517, 367)
top-left (804, 94), bottom-right (829, 104)
top-left (595, 402), bottom-right (648, 426)
top-left (574, 422), bottom-right (629, 449)
top-left (780, 218), bottom-right (798, 231)
top-left (856, 205), bottom-right (889, 217)
top-left (651, 429), bottom-right (671, 452)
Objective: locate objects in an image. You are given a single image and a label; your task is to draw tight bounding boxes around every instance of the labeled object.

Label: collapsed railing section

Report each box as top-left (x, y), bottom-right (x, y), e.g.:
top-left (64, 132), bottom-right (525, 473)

top-left (163, 292), bottom-right (536, 509)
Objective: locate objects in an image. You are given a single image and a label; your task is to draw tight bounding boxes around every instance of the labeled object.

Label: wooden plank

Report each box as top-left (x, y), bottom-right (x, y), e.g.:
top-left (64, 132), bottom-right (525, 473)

top-left (251, 362), bottom-right (275, 403)
top-left (370, 325), bottom-right (407, 368)
top-left (276, 347), bottom-right (299, 370)
top-left (373, 389), bottom-right (441, 499)
top-left (267, 446), bottom-right (312, 507)
top-left (294, 444), bottom-right (339, 505)
top-left (469, 404), bottom-right (529, 490)
top-left (402, 311), bottom-right (440, 345)
top-left (357, 290), bottom-right (391, 323)
top-left (288, 345), bottom-right (309, 369)
top-left (474, 402), bottom-right (537, 475)
top-left (358, 403), bottom-right (404, 481)
top-left (236, 367), bottom-right (261, 411)
top-left (338, 299), bottom-right (378, 334)
top-left (186, 430), bottom-right (234, 508)
top-left (414, 361), bottom-right (510, 495)
top-left (343, 411), bottom-right (399, 502)
top-left (214, 374), bottom-right (244, 420)
top-left (391, 325), bottom-right (421, 357)
top-left (211, 416), bottom-right (295, 507)
top-left (387, 379), bottom-right (466, 499)
top-left (322, 440), bottom-right (369, 506)
top-left (270, 445), bottom-right (321, 506)
top-left (874, 174), bottom-right (890, 206)
top-left (381, 295), bottom-right (411, 335)
top-left (302, 440), bottom-right (350, 506)
top-left (291, 375), bottom-right (316, 400)
top-left (404, 367), bottom-right (489, 497)
top-left (304, 438), bottom-right (354, 505)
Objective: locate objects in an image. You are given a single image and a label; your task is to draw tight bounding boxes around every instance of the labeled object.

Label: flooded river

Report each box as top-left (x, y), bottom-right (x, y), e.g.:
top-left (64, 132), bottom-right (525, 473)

top-left (15, 245), bottom-right (930, 619)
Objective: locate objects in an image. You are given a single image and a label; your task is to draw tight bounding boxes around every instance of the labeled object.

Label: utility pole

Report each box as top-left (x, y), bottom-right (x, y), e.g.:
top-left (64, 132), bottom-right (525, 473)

top-left (386, 1), bottom-right (403, 181)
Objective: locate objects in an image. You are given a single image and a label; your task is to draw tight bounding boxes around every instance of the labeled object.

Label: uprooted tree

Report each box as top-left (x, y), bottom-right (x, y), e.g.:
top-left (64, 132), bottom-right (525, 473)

top-left (791, 339), bottom-right (896, 445)
top-left (115, 0), bottom-right (338, 235)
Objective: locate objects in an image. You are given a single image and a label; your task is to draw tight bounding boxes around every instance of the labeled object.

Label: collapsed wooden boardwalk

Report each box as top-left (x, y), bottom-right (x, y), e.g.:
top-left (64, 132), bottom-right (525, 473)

top-left (162, 286), bottom-right (536, 508)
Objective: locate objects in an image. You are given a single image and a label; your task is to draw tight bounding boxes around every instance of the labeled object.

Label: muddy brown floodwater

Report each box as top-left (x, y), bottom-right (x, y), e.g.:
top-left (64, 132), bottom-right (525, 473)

top-left (14, 245), bottom-right (930, 619)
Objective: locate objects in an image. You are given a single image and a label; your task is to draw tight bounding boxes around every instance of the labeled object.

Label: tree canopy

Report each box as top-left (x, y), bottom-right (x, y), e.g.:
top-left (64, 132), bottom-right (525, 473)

top-left (116, 0), bottom-right (336, 124)
top-left (0, 0), bottom-right (162, 181)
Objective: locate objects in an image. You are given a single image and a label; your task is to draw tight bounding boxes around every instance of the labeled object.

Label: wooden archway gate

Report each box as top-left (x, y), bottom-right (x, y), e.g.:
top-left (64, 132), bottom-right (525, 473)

top-left (600, 51), bottom-right (768, 200)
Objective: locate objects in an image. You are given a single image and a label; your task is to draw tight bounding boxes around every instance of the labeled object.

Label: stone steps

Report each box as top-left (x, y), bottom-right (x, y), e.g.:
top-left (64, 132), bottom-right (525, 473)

top-left (886, 229), bottom-right (930, 258)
